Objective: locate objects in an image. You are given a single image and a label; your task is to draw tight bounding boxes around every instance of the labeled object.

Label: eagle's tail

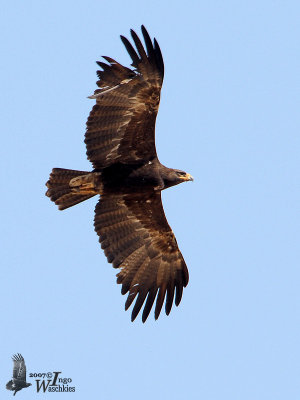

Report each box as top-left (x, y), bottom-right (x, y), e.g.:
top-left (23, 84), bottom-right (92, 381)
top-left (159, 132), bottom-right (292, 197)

top-left (46, 168), bottom-right (97, 210)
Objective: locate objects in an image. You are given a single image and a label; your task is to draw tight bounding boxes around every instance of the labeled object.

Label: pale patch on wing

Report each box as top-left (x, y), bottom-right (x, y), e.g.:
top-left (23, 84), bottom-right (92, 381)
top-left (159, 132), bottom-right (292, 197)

top-left (88, 78), bottom-right (134, 99)
top-left (106, 143), bottom-right (121, 161)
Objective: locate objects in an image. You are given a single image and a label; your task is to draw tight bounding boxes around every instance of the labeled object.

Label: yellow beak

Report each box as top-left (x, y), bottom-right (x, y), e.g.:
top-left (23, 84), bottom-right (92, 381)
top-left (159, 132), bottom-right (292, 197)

top-left (182, 173), bottom-right (194, 182)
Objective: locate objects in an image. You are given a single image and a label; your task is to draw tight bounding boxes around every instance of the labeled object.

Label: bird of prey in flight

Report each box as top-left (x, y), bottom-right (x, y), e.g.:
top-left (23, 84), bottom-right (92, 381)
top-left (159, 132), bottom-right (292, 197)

top-left (46, 26), bottom-right (193, 322)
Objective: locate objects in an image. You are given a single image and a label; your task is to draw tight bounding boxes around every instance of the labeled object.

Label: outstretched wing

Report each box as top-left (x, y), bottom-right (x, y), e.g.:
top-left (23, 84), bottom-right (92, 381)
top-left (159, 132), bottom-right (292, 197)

top-left (94, 191), bottom-right (189, 322)
top-left (12, 354), bottom-right (26, 381)
top-left (85, 25), bottom-right (164, 169)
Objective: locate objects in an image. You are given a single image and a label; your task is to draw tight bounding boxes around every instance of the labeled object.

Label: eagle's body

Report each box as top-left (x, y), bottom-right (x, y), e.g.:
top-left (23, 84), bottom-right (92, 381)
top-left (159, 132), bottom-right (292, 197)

top-left (98, 160), bottom-right (172, 191)
top-left (69, 160), bottom-right (189, 195)
top-left (46, 26), bottom-right (193, 322)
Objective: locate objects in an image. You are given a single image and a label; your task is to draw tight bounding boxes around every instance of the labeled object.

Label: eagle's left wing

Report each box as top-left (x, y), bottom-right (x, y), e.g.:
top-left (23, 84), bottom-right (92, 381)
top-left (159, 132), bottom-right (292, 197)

top-left (94, 191), bottom-right (189, 322)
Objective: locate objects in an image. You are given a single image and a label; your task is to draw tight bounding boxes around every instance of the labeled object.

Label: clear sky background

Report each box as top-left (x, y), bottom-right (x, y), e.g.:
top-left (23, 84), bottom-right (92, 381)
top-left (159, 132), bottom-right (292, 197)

top-left (1, 1), bottom-right (299, 399)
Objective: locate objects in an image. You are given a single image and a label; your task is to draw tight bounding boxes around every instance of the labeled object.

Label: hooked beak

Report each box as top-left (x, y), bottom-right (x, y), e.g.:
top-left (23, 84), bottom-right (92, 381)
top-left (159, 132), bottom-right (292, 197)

top-left (182, 173), bottom-right (194, 182)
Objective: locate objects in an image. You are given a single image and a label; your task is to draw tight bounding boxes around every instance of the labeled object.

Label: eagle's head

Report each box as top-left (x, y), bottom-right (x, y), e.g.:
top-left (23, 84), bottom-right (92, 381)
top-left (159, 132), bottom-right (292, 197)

top-left (162, 168), bottom-right (194, 189)
top-left (174, 169), bottom-right (194, 182)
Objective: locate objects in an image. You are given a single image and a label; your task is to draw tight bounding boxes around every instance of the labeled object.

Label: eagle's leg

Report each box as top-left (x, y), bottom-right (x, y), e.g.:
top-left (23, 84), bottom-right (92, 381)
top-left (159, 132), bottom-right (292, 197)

top-left (69, 172), bottom-right (102, 194)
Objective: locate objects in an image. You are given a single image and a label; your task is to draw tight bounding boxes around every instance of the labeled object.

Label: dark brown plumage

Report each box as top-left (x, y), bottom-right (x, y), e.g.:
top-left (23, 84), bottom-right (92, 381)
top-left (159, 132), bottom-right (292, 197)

top-left (46, 26), bottom-right (193, 322)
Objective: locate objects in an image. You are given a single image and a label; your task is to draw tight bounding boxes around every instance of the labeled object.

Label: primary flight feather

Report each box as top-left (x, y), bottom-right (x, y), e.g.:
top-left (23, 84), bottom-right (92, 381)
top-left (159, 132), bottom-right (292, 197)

top-left (46, 25), bottom-right (193, 322)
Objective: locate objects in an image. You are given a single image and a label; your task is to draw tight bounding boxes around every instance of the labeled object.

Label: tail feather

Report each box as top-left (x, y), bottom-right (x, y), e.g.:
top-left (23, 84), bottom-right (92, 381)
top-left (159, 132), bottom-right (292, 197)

top-left (46, 168), bottom-right (96, 210)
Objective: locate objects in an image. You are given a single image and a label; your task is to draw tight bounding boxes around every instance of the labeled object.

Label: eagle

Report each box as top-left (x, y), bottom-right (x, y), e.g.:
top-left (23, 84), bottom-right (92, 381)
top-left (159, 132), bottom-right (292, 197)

top-left (46, 26), bottom-right (193, 322)
top-left (6, 354), bottom-right (32, 396)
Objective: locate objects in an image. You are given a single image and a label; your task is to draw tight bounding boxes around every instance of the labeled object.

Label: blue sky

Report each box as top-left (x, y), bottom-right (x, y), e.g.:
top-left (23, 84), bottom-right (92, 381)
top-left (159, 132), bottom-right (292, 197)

top-left (1, 1), bottom-right (299, 399)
